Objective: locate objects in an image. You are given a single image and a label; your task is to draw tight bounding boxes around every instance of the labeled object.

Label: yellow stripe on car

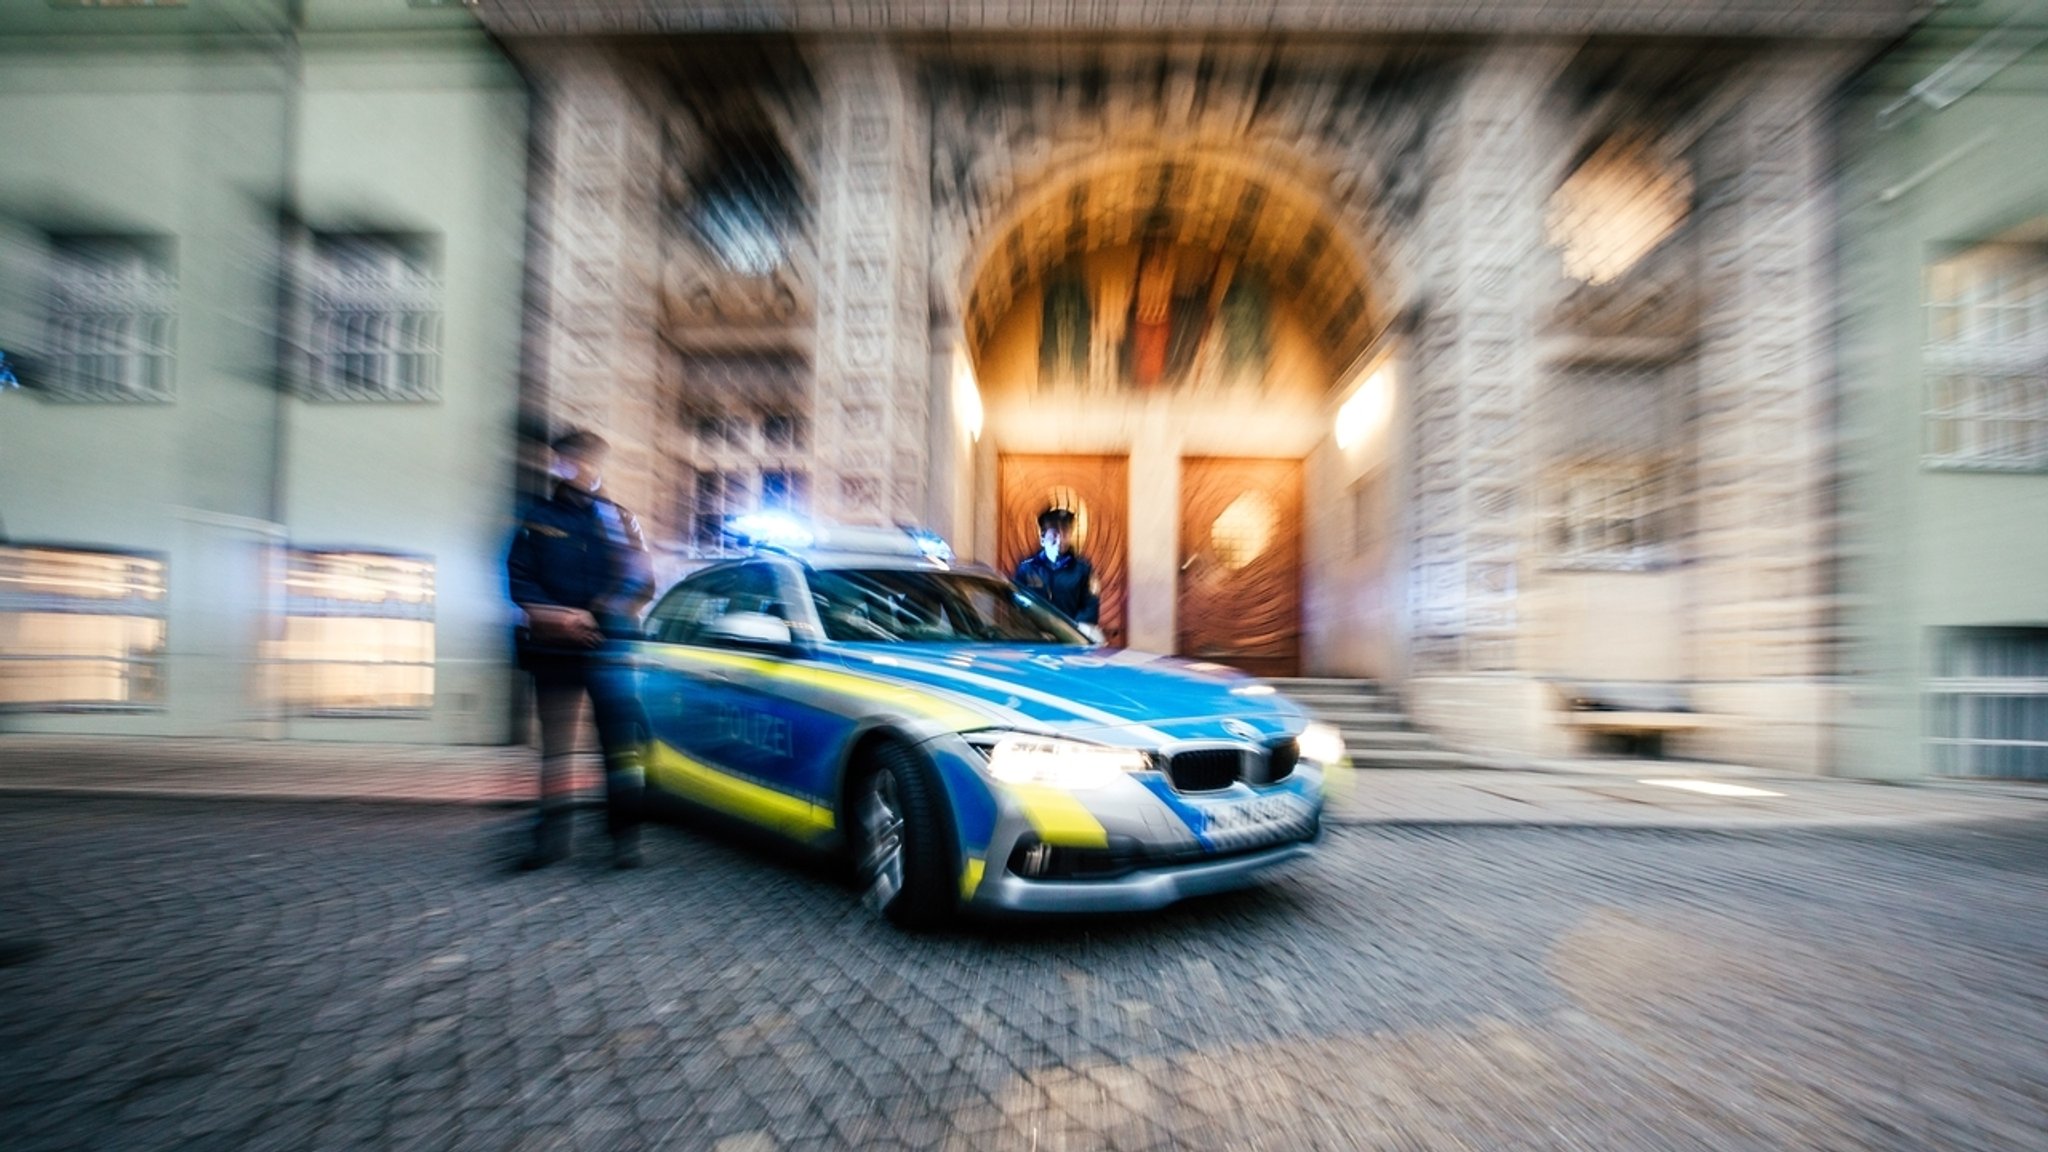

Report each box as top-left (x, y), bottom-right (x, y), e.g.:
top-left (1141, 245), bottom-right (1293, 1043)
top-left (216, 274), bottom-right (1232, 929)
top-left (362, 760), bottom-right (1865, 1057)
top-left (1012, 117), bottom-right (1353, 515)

top-left (1003, 782), bottom-right (1109, 847)
top-left (960, 856), bottom-right (986, 900)
top-left (645, 739), bottom-right (836, 842)
top-left (647, 647), bottom-right (989, 730)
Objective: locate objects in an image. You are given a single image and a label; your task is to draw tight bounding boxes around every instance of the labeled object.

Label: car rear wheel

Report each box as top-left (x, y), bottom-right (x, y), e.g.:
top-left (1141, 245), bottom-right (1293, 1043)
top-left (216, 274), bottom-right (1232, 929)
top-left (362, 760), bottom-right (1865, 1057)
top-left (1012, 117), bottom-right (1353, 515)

top-left (854, 741), bottom-right (952, 929)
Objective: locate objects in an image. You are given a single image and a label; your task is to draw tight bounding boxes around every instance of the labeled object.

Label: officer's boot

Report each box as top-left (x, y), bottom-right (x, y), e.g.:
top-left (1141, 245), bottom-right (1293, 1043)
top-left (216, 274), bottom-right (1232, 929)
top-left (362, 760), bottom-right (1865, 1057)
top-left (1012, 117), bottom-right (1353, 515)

top-left (519, 808), bottom-right (571, 871)
top-left (606, 756), bottom-right (644, 870)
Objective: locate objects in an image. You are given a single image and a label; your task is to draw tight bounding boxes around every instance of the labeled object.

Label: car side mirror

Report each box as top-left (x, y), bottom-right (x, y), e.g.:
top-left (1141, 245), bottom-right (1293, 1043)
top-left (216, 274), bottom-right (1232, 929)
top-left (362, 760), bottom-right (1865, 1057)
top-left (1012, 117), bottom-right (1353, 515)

top-left (705, 611), bottom-right (802, 655)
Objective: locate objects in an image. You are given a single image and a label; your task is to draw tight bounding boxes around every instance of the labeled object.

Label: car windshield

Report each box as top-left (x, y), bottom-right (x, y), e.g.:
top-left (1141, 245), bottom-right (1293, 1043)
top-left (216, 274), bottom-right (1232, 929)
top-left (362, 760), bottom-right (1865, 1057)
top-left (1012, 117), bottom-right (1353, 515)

top-left (808, 568), bottom-right (1087, 645)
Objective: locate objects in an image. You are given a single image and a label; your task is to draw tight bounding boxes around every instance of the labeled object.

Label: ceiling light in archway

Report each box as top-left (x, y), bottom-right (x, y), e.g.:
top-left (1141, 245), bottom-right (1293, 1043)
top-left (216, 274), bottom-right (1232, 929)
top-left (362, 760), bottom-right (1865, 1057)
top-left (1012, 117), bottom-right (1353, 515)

top-left (1336, 367), bottom-right (1393, 451)
top-left (952, 349), bottom-right (983, 443)
top-left (1545, 138), bottom-right (1693, 286)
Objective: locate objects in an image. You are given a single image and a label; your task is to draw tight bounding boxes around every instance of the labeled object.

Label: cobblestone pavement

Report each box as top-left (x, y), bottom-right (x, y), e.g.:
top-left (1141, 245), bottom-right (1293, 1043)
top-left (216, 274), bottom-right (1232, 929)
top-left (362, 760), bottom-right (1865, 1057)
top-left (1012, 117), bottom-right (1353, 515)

top-left (2, 798), bottom-right (2044, 1152)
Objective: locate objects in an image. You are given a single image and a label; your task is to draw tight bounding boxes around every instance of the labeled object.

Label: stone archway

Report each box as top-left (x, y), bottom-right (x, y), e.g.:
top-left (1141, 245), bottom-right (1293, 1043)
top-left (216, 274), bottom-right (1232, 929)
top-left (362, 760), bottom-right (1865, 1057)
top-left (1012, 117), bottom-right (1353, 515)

top-left (945, 142), bottom-right (1393, 664)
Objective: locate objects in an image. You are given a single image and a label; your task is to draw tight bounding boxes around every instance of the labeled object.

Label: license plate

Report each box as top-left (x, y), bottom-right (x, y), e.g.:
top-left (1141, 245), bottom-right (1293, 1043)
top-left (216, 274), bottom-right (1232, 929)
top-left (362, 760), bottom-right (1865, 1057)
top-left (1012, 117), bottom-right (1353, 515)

top-left (1202, 794), bottom-right (1307, 835)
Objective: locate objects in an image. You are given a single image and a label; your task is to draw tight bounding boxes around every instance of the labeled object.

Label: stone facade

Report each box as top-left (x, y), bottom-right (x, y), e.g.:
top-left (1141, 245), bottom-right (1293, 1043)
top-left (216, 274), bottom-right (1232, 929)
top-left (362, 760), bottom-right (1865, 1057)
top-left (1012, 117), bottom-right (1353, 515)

top-left (813, 42), bottom-right (934, 527)
top-left (503, 14), bottom-right (1894, 768)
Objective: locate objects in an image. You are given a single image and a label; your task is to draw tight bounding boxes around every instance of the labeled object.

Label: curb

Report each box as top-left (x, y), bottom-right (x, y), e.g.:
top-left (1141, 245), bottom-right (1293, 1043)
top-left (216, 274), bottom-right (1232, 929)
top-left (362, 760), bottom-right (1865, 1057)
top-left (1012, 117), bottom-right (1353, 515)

top-left (0, 786), bottom-right (599, 810)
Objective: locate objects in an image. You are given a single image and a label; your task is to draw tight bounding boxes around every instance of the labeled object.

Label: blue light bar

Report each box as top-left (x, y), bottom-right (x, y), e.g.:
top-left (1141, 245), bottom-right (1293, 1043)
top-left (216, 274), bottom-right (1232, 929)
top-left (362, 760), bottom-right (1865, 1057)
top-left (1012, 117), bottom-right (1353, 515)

top-left (725, 511), bottom-right (816, 551)
top-left (724, 512), bottom-right (957, 563)
top-left (905, 526), bottom-right (955, 563)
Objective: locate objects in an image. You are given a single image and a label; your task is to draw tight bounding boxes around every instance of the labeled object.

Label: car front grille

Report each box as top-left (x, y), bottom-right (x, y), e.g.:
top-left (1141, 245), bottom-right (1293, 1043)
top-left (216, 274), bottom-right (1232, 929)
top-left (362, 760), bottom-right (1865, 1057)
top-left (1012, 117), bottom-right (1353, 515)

top-left (1167, 748), bottom-right (1241, 792)
top-left (1263, 738), bottom-right (1299, 784)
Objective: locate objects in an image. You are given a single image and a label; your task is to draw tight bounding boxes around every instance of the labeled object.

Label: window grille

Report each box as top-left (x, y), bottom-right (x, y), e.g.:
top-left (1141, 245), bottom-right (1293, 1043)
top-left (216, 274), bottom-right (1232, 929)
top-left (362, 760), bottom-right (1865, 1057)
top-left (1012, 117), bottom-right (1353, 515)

top-left (759, 469), bottom-right (809, 512)
top-left (40, 237), bottom-right (176, 403)
top-left (682, 129), bottom-right (802, 276)
top-left (0, 546), bottom-right (166, 710)
top-left (1543, 460), bottom-right (1679, 567)
top-left (1928, 628), bottom-right (2048, 779)
top-left (1538, 362), bottom-right (1684, 569)
top-left (762, 410), bottom-right (807, 451)
top-left (1545, 136), bottom-right (1692, 286)
top-left (1924, 241), bottom-right (2048, 471)
top-left (269, 551), bottom-right (434, 716)
top-left (691, 471), bottom-right (755, 549)
top-left (293, 234), bottom-right (441, 402)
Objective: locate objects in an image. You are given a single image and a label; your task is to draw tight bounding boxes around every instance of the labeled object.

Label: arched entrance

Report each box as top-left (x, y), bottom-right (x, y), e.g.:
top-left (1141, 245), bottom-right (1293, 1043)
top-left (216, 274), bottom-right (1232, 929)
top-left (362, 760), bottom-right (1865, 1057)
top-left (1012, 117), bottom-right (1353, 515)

top-left (954, 148), bottom-right (1390, 675)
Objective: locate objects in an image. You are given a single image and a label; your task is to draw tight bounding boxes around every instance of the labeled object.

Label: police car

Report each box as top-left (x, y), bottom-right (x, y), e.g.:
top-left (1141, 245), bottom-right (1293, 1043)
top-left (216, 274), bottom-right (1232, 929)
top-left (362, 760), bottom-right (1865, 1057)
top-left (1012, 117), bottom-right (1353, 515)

top-left (633, 514), bottom-right (1337, 927)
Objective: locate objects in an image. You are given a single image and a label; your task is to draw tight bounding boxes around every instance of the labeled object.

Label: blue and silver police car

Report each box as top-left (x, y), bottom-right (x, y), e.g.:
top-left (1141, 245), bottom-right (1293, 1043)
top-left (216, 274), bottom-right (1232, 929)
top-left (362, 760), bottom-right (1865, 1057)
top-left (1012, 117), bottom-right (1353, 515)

top-left (633, 516), bottom-right (1338, 927)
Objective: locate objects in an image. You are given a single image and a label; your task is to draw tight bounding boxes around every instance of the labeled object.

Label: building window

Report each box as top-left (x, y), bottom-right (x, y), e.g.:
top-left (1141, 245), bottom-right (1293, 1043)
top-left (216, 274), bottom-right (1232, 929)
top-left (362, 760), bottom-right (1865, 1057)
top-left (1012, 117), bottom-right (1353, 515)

top-left (1924, 241), bottom-right (2048, 471)
top-left (1543, 460), bottom-right (1679, 567)
top-left (1928, 628), bottom-right (2048, 780)
top-left (1545, 136), bottom-right (1692, 286)
top-left (40, 236), bottom-right (176, 403)
top-left (1210, 491), bottom-right (1279, 571)
top-left (291, 233), bottom-right (441, 402)
top-left (759, 469), bottom-right (808, 512)
top-left (682, 128), bottom-right (802, 276)
top-left (0, 546), bottom-right (166, 710)
top-left (762, 410), bottom-right (807, 451)
top-left (691, 471), bottom-right (754, 548)
top-left (694, 412), bottom-right (750, 451)
top-left (1538, 362), bottom-right (1684, 569)
top-left (271, 551), bottom-right (434, 716)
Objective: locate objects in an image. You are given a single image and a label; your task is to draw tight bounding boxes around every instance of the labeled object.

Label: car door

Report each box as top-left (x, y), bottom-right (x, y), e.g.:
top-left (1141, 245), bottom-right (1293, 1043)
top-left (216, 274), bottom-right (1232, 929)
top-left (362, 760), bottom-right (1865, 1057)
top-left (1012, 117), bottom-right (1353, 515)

top-left (641, 562), bottom-right (842, 843)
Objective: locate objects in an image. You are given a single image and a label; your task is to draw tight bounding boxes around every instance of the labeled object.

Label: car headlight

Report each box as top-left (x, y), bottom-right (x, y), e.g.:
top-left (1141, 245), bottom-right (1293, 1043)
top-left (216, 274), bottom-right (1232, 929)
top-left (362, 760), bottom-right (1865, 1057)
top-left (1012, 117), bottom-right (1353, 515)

top-left (1298, 722), bottom-right (1345, 766)
top-left (973, 733), bottom-right (1151, 790)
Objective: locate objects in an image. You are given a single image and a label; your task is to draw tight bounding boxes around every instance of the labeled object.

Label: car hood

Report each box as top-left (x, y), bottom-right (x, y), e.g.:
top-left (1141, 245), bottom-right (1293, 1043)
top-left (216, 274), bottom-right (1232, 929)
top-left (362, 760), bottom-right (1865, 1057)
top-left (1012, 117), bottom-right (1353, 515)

top-left (829, 643), bottom-right (1307, 744)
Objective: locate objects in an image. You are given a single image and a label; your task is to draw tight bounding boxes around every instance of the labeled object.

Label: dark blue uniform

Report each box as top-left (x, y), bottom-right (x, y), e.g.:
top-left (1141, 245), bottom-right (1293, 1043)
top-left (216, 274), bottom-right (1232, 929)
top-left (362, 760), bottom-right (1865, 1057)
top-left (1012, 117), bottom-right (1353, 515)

top-left (507, 485), bottom-right (655, 861)
top-left (1014, 551), bottom-right (1099, 626)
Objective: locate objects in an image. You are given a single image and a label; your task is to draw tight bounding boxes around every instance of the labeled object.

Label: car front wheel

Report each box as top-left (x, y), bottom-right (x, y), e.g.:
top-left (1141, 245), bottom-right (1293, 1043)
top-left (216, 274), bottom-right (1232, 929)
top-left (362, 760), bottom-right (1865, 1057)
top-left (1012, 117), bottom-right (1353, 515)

top-left (854, 741), bottom-right (952, 929)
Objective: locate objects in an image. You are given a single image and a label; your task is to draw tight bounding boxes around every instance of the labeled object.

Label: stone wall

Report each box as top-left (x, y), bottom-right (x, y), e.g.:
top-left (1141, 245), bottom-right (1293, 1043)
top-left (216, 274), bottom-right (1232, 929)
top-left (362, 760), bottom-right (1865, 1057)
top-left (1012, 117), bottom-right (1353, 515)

top-left (810, 41), bottom-right (933, 527)
top-left (519, 44), bottom-right (668, 523)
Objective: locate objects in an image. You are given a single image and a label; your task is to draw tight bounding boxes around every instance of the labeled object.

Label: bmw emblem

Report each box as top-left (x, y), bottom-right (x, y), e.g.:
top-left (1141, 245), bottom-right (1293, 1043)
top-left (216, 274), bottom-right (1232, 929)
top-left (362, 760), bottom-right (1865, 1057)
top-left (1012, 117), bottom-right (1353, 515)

top-left (1222, 719), bottom-right (1260, 742)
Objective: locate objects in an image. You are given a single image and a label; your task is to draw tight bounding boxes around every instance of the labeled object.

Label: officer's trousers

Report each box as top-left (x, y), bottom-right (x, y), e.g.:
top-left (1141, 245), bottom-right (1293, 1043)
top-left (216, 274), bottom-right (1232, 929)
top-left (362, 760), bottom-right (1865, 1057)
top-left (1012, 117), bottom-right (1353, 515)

top-left (530, 654), bottom-right (644, 847)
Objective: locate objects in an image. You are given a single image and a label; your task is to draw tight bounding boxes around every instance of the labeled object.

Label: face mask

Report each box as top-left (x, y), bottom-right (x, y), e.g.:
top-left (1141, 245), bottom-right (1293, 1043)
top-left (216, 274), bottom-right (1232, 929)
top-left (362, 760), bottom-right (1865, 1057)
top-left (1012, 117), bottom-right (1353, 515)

top-left (548, 457), bottom-right (578, 481)
top-left (1042, 538), bottom-right (1061, 562)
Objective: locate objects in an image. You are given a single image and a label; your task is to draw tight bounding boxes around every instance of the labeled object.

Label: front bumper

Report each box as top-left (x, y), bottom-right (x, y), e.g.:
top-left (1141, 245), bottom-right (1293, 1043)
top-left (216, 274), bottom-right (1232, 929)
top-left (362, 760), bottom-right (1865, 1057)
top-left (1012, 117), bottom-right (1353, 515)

top-left (972, 835), bottom-right (1318, 914)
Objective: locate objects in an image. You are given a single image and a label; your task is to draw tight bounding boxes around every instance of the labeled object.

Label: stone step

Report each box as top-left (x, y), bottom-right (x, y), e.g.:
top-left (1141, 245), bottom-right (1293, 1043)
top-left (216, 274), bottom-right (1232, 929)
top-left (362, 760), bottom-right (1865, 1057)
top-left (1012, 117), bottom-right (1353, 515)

top-left (1344, 747), bottom-right (1486, 770)
top-left (1308, 711), bottom-right (1410, 730)
top-left (1264, 678), bottom-right (1478, 769)
top-left (1266, 677), bottom-right (1385, 690)
top-left (1337, 729), bottom-right (1439, 750)
top-left (1294, 696), bottom-right (1409, 713)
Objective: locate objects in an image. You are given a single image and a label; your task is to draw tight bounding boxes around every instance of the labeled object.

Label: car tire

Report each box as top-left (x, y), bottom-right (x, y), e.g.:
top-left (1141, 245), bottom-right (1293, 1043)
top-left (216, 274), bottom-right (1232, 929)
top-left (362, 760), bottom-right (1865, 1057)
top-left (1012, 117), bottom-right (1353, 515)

top-left (853, 741), bottom-right (953, 930)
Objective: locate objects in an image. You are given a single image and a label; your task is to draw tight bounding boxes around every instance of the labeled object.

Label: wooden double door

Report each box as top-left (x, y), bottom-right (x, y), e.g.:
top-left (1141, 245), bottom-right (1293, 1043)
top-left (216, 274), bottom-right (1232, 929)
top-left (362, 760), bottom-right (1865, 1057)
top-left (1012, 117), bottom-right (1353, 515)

top-left (997, 454), bottom-right (1302, 677)
top-left (997, 455), bottom-right (1130, 647)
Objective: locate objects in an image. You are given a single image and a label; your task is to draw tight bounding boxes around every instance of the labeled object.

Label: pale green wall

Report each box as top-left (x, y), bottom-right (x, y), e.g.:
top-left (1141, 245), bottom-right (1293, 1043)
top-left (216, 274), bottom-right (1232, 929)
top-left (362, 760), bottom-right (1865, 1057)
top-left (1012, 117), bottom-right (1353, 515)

top-left (0, 2), bottom-right (528, 743)
top-left (1837, 0), bottom-right (2048, 778)
top-left (283, 34), bottom-right (528, 742)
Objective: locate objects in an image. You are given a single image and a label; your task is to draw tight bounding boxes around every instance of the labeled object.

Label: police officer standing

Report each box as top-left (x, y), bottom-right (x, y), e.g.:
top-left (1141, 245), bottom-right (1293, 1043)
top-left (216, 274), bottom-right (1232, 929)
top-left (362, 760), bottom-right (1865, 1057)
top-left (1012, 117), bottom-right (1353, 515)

top-left (1013, 507), bottom-right (1104, 643)
top-left (507, 430), bottom-right (654, 870)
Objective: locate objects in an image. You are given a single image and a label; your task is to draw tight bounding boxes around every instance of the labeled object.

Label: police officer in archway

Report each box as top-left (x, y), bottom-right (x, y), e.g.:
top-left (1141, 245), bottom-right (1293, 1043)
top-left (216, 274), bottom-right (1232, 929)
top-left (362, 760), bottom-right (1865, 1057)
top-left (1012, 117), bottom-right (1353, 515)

top-left (1013, 506), bottom-right (1104, 643)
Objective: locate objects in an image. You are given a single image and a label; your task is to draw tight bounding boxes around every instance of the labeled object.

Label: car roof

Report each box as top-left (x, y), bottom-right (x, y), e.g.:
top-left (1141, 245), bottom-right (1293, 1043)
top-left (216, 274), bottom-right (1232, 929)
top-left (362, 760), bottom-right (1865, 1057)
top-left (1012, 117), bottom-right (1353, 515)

top-left (722, 550), bottom-right (1004, 575)
top-left (798, 551), bottom-right (953, 572)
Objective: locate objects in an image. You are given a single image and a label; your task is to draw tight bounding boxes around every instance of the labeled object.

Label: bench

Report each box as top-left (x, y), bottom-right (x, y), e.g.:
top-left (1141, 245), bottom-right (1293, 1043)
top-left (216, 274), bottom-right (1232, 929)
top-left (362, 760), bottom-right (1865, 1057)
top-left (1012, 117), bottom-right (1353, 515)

top-left (1552, 681), bottom-right (1709, 758)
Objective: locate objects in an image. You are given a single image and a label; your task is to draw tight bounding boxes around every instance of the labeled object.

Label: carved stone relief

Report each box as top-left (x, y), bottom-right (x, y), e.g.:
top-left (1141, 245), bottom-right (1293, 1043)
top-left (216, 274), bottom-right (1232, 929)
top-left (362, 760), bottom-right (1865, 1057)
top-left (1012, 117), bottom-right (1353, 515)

top-left (1689, 52), bottom-right (1849, 681)
top-left (810, 40), bottom-right (933, 527)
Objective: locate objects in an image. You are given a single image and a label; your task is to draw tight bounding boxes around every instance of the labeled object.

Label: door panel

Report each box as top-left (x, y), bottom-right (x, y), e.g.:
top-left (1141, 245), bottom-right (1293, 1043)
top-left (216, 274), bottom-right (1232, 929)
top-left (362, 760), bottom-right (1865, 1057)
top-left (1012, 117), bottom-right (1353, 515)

top-left (997, 454), bottom-right (1129, 646)
top-left (1177, 457), bottom-right (1303, 678)
top-left (639, 564), bottom-right (845, 842)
